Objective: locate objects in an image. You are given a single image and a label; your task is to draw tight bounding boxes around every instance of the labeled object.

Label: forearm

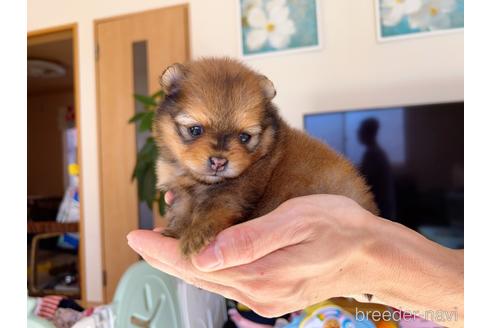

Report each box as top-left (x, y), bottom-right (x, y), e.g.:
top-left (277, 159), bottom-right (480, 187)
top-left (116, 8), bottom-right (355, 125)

top-left (366, 217), bottom-right (464, 327)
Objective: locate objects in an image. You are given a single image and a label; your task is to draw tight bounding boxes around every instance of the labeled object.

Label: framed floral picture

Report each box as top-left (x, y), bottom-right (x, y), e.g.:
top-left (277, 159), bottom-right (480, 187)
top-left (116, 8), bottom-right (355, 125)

top-left (239, 0), bottom-right (321, 57)
top-left (376, 0), bottom-right (464, 41)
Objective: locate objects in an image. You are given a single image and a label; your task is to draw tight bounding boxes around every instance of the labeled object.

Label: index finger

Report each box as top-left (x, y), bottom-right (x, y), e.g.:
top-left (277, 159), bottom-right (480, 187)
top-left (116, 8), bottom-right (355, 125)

top-left (126, 230), bottom-right (243, 287)
top-left (127, 230), bottom-right (183, 267)
top-left (192, 207), bottom-right (312, 272)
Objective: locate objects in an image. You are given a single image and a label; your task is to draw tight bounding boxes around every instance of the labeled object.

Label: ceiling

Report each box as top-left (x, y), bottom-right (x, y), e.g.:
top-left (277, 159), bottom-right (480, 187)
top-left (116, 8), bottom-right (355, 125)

top-left (27, 35), bottom-right (74, 95)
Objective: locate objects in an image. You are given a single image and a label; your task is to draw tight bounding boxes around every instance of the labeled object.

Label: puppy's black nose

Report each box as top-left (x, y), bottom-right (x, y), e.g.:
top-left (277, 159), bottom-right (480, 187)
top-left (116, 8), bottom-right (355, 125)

top-left (209, 157), bottom-right (228, 172)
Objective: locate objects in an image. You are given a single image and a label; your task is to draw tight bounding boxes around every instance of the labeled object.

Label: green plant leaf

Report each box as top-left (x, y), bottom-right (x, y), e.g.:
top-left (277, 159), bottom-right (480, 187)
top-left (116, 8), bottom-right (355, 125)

top-left (134, 94), bottom-right (157, 107)
top-left (138, 138), bottom-right (157, 160)
top-left (139, 112), bottom-right (154, 132)
top-left (152, 90), bottom-right (164, 99)
top-left (130, 90), bottom-right (163, 213)
top-left (141, 167), bottom-right (156, 209)
top-left (128, 111), bottom-right (146, 123)
top-left (136, 168), bottom-right (145, 199)
top-left (131, 158), bottom-right (147, 181)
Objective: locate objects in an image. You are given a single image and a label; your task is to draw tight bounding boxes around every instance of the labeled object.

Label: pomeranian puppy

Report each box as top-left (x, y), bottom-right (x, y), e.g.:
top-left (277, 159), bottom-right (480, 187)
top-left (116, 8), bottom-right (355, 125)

top-left (154, 57), bottom-right (377, 256)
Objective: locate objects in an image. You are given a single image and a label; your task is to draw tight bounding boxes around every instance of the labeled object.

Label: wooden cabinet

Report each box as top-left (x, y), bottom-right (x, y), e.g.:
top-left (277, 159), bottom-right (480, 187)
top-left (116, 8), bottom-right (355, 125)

top-left (27, 25), bottom-right (84, 301)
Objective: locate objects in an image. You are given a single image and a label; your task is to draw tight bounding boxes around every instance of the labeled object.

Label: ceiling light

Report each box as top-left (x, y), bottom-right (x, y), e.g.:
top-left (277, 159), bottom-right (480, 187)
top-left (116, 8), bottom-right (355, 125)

top-left (27, 59), bottom-right (66, 78)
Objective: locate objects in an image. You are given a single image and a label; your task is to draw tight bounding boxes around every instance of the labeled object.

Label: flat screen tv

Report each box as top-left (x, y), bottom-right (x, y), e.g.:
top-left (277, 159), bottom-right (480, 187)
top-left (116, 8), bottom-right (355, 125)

top-left (304, 102), bottom-right (464, 248)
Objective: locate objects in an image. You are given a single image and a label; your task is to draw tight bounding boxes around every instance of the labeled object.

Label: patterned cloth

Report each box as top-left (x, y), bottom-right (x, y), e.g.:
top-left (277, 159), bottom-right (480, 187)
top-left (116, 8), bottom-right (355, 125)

top-left (72, 306), bottom-right (115, 328)
top-left (35, 295), bottom-right (64, 320)
top-left (52, 308), bottom-right (84, 328)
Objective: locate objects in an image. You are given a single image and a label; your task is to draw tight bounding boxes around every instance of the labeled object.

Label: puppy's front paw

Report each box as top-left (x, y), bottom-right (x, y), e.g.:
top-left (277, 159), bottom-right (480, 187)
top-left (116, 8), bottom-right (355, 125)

top-left (161, 212), bottom-right (186, 238)
top-left (162, 227), bottom-right (180, 238)
top-left (180, 221), bottom-right (218, 256)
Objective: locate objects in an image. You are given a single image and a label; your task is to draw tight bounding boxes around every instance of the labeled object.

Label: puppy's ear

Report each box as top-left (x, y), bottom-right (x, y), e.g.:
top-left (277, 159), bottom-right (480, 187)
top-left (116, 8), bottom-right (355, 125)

top-left (259, 75), bottom-right (276, 100)
top-left (160, 63), bottom-right (186, 96)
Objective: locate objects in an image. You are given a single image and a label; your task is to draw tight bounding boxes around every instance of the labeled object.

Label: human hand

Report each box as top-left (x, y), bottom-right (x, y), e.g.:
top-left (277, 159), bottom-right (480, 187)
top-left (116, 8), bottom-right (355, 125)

top-left (127, 194), bottom-right (382, 317)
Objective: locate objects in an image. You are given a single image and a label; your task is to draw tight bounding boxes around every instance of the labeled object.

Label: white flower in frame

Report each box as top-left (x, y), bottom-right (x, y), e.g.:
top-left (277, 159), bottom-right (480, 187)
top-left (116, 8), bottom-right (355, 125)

top-left (265, 0), bottom-right (287, 12)
top-left (408, 0), bottom-right (457, 30)
top-left (242, 0), bottom-right (263, 12)
top-left (381, 0), bottom-right (424, 26)
top-left (246, 4), bottom-right (296, 51)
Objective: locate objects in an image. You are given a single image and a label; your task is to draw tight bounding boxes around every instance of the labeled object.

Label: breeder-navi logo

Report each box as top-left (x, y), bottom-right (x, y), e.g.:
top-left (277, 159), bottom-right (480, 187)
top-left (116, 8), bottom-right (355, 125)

top-left (354, 307), bottom-right (458, 324)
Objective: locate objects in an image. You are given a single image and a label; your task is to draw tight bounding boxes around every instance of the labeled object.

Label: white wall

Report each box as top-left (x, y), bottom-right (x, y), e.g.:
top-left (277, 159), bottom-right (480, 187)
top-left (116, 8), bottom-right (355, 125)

top-left (28, 0), bottom-right (463, 303)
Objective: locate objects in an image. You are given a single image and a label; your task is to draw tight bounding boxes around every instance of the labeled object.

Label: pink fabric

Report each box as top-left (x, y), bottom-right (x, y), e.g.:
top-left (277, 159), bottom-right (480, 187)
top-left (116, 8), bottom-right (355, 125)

top-left (35, 295), bottom-right (63, 320)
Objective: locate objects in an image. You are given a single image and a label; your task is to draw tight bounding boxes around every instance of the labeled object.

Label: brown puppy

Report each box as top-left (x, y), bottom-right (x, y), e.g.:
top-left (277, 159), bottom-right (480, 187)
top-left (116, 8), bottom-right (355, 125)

top-left (154, 57), bottom-right (377, 256)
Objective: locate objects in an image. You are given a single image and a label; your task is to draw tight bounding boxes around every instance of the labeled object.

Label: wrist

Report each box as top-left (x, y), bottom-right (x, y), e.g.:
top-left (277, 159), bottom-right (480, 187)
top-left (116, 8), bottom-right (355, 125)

top-left (363, 216), bottom-right (464, 326)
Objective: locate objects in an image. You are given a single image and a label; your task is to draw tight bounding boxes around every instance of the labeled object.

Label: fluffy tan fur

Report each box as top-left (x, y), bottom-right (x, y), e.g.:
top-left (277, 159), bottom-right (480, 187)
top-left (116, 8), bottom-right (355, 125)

top-left (154, 57), bottom-right (377, 256)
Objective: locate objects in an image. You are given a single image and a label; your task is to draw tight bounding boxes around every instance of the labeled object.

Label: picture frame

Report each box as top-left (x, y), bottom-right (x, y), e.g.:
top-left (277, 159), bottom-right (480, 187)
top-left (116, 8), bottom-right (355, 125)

top-left (375, 0), bottom-right (464, 42)
top-left (238, 0), bottom-right (322, 58)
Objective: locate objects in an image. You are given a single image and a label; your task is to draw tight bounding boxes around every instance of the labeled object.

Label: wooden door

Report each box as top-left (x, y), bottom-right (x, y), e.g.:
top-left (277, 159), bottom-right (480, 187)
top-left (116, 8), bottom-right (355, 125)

top-left (96, 5), bottom-right (189, 301)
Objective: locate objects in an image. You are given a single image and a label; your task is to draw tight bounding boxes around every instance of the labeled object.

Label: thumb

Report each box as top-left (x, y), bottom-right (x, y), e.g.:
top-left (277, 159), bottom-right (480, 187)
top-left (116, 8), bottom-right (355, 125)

top-left (192, 207), bottom-right (310, 272)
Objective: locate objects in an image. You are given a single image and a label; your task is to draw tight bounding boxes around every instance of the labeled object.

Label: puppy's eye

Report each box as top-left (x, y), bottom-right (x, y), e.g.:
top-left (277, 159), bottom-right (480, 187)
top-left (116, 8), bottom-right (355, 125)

top-left (189, 125), bottom-right (204, 137)
top-left (239, 133), bottom-right (251, 144)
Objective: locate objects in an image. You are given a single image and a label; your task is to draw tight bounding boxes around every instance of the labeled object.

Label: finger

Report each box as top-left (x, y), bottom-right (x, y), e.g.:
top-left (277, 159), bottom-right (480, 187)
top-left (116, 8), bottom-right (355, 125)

top-left (165, 191), bottom-right (174, 205)
top-left (129, 230), bottom-right (301, 317)
top-left (153, 226), bottom-right (165, 232)
top-left (192, 206), bottom-right (312, 272)
top-left (140, 253), bottom-right (252, 305)
top-left (127, 230), bottom-right (184, 267)
top-left (127, 229), bottom-right (244, 286)
top-left (140, 254), bottom-right (228, 292)
top-left (127, 229), bottom-right (293, 293)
